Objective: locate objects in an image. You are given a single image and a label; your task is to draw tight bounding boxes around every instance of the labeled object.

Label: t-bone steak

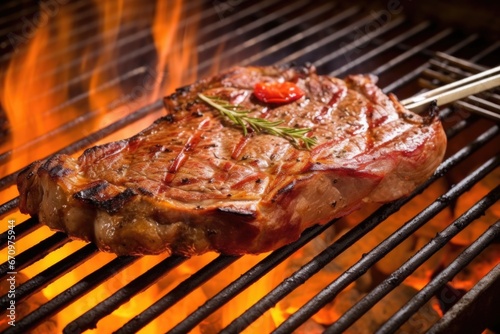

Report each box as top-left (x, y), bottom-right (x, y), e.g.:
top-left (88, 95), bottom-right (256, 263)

top-left (17, 65), bottom-right (447, 256)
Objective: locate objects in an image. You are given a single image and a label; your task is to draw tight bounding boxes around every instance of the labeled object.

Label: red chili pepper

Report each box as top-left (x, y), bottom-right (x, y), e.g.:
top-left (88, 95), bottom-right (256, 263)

top-left (253, 81), bottom-right (304, 104)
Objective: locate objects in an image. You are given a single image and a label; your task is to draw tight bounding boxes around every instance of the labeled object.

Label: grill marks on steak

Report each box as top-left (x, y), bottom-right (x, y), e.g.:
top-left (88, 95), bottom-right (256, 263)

top-left (17, 65), bottom-right (447, 256)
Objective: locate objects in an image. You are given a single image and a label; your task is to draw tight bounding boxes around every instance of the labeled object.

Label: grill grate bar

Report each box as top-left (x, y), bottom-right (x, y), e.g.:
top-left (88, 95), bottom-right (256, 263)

top-left (324, 185), bottom-right (500, 334)
top-left (382, 36), bottom-right (479, 93)
top-left (427, 263), bottom-right (500, 334)
top-left (0, 3), bottom-right (135, 70)
top-left (0, 0), bottom-right (204, 66)
top-left (470, 41), bottom-right (500, 63)
top-left (240, 5), bottom-right (359, 67)
top-left (378, 219), bottom-right (500, 334)
top-left (194, 0), bottom-right (332, 78)
top-left (272, 154), bottom-right (499, 334)
top-left (454, 101), bottom-right (500, 121)
top-left (0, 232), bottom-right (68, 277)
top-left (4, 0), bottom-right (203, 99)
top-left (0, 1), bottom-right (38, 26)
top-left (277, 12), bottom-right (391, 66)
top-left (194, 0), bottom-right (282, 40)
top-left (458, 95), bottom-right (500, 114)
top-left (441, 112), bottom-right (478, 138)
top-left (371, 29), bottom-right (454, 76)
top-left (0, 1), bottom-right (89, 51)
top-left (0, 243), bottom-right (97, 310)
top-left (435, 52), bottom-right (489, 72)
top-left (198, 0), bottom-right (309, 55)
top-left (220, 124), bottom-right (499, 333)
top-left (201, 1), bottom-right (339, 69)
top-left (0, 197), bottom-right (19, 218)
top-left (313, 16), bottom-right (406, 68)
top-left (328, 21), bottom-right (433, 77)
top-left (0, 217), bottom-right (39, 248)
top-left (25, 29), bottom-right (155, 103)
top-left (3, 252), bottom-right (137, 334)
top-left (426, 62), bottom-right (482, 79)
top-left (64, 254), bottom-right (189, 334)
top-left (167, 220), bottom-right (337, 334)
top-left (116, 254), bottom-right (240, 334)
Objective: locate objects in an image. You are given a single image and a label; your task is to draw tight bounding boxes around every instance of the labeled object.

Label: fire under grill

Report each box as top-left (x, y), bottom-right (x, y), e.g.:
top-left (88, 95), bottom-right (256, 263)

top-left (0, 0), bottom-right (499, 333)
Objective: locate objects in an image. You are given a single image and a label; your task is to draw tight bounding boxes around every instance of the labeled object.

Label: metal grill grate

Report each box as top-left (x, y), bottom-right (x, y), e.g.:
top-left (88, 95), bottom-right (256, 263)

top-left (0, 1), bottom-right (499, 333)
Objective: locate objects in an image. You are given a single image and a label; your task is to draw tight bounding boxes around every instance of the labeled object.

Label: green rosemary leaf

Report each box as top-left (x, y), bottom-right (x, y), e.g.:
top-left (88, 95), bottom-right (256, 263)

top-left (198, 93), bottom-right (316, 149)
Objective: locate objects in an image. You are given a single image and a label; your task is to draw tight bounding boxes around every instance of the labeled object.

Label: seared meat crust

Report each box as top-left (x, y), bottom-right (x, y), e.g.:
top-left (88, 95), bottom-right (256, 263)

top-left (17, 65), bottom-right (446, 256)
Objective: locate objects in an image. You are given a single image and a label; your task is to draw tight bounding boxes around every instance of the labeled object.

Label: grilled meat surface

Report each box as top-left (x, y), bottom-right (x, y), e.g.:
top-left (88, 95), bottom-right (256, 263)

top-left (17, 65), bottom-right (447, 256)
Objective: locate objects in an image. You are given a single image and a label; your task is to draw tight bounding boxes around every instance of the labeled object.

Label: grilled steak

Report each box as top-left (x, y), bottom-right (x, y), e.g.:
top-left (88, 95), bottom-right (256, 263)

top-left (17, 65), bottom-right (446, 256)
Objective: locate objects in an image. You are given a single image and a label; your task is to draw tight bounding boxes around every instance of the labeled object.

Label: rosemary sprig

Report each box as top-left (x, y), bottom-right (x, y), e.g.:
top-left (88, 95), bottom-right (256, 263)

top-left (198, 93), bottom-right (316, 149)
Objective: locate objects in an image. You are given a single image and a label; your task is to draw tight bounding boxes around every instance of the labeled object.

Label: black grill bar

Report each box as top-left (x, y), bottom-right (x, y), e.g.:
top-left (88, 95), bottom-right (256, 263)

top-left (0, 197), bottom-right (18, 217)
top-left (455, 101), bottom-right (500, 122)
top-left (370, 29), bottom-right (453, 76)
top-left (313, 16), bottom-right (406, 69)
top-left (378, 219), bottom-right (500, 334)
top-left (196, 0), bottom-right (282, 40)
top-left (3, 253), bottom-right (138, 334)
top-left (435, 52), bottom-right (489, 72)
top-left (271, 154), bottom-right (499, 334)
top-left (324, 185), bottom-right (500, 334)
top-left (240, 6), bottom-right (359, 67)
top-left (470, 41), bottom-right (500, 63)
top-left (198, 0), bottom-right (308, 54)
top-left (0, 232), bottom-right (68, 276)
top-left (278, 12), bottom-right (398, 66)
top-left (63, 254), bottom-right (188, 334)
top-left (0, 244), bottom-right (98, 310)
top-left (1, 0), bottom-right (203, 105)
top-left (115, 254), bottom-right (240, 334)
top-left (328, 21), bottom-right (438, 77)
top-left (0, 217), bottom-right (39, 248)
top-left (381, 35), bottom-right (480, 94)
top-left (427, 263), bottom-right (500, 334)
top-left (196, 1), bottom-right (336, 72)
top-left (0, 1), bottom-right (89, 57)
top-left (0, 0), bottom-right (203, 73)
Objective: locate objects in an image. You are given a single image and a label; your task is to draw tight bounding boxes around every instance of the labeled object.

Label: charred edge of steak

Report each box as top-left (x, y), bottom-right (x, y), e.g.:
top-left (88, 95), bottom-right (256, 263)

top-left (424, 100), bottom-right (439, 124)
top-left (73, 181), bottom-right (137, 214)
top-left (216, 206), bottom-right (256, 219)
top-left (388, 93), bottom-right (439, 127)
top-left (40, 155), bottom-right (73, 179)
top-left (17, 161), bottom-right (42, 215)
top-left (17, 155), bottom-right (74, 215)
